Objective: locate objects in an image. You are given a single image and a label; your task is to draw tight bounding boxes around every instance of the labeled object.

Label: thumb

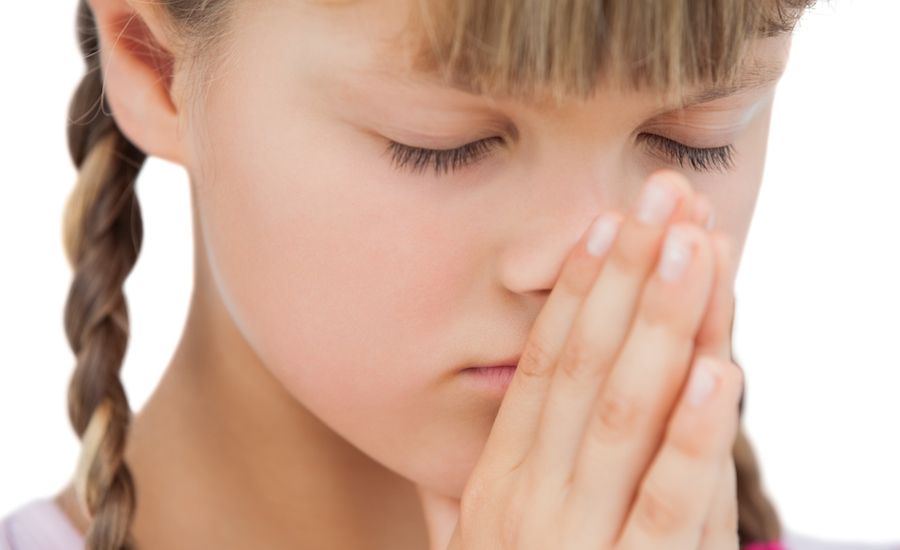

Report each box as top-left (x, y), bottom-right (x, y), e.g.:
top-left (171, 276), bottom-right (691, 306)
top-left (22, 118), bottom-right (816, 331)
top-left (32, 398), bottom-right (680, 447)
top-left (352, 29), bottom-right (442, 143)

top-left (416, 485), bottom-right (461, 550)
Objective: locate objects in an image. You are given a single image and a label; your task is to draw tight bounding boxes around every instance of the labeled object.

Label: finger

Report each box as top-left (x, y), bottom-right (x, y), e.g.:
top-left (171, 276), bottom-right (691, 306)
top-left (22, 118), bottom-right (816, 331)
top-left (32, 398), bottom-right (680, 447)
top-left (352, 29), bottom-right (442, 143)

top-left (694, 230), bottom-right (738, 362)
top-left (474, 209), bottom-right (624, 476)
top-left (523, 170), bottom-right (697, 486)
top-left (615, 355), bottom-right (744, 550)
top-left (698, 457), bottom-right (740, 550)
top-left (565, 223), bottom-right (716, 545)
top-left (691, 193), bottom-right (714, 230)
top-left (692, 228), bottom-right (743, 550)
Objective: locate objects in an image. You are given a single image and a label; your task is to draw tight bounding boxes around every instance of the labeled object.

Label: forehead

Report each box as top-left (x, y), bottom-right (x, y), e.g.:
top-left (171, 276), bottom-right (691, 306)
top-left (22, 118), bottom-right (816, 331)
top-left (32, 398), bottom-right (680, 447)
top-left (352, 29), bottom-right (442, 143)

top-left (296, 0), bottom-right (792, 113)
top-left (344, 0), bottom-right (793, 108)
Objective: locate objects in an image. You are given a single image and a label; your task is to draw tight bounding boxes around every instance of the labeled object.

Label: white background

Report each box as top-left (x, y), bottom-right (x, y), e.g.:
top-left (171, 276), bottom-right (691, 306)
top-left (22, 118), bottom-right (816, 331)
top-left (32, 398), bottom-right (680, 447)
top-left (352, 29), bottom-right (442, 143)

top-left (1, 0), bottom-right (898, 544)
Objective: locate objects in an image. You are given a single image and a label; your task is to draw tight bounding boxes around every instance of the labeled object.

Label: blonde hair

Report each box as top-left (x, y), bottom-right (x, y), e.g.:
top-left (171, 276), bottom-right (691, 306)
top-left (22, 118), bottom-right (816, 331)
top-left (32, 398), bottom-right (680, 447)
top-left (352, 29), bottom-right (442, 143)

top-left (408, 0), bottom-right (812, 107)
top-left (64, 0), bottom-right (815, 548)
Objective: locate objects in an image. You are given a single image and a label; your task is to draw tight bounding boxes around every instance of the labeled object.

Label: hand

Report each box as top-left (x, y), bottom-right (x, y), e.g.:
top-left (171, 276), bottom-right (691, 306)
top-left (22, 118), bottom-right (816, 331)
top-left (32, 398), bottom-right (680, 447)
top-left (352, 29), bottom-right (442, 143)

top-left (442, 170), bottom-right (743, 550)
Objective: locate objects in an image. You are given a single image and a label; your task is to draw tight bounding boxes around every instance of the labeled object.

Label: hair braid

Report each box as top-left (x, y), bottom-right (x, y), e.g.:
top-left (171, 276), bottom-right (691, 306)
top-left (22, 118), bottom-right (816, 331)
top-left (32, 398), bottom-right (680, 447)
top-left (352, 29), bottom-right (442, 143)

top-left (731, 295), bottom-right (784, 546)
top-left (62, 1), bottom-right (147, 548)
top-left (735, 426), bottom-right (784, 545)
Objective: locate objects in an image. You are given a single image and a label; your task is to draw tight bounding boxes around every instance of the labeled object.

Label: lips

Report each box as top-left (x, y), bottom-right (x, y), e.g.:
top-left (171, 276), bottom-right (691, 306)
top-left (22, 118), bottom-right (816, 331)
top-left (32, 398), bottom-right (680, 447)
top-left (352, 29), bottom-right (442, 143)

top-left (465, 353), bottom-right (522, 371)
top-left (459, 364), bottom-right (518, 396)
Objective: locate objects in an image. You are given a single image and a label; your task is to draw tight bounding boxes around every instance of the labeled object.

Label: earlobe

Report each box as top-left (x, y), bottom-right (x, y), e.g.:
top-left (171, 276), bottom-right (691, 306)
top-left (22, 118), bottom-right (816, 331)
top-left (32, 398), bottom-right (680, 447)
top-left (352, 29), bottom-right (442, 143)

top-left (86, 0), bottom-right (189, 166)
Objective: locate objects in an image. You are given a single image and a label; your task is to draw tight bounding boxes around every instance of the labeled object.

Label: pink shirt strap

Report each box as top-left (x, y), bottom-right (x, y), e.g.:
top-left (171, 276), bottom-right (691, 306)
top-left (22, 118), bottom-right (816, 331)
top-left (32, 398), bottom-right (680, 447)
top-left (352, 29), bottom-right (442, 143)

top-left (743, 541), bottom-right (788, 550)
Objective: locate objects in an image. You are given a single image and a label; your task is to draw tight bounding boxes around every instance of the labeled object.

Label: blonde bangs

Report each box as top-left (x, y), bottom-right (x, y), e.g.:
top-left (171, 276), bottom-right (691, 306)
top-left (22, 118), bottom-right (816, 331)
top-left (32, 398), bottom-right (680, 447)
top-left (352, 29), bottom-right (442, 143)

top-left (403, 0), bottom-right (816, 106)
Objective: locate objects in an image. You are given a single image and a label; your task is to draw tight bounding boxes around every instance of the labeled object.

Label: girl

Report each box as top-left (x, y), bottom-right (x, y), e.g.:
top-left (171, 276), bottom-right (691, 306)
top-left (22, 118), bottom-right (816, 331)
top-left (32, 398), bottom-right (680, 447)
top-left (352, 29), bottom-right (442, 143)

top-left (2, 0), bottom-right (852, 548)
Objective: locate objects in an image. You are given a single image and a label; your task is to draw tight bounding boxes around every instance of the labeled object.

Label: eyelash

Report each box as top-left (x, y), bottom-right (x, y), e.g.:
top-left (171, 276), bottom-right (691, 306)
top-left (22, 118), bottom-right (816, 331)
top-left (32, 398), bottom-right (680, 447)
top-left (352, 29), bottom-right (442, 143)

top-left (385, 134), bottom-right (736, 176)
top-left (384, 137), bottom-right (505, 176)
top-left (635, 133), bottom-right (737, 173)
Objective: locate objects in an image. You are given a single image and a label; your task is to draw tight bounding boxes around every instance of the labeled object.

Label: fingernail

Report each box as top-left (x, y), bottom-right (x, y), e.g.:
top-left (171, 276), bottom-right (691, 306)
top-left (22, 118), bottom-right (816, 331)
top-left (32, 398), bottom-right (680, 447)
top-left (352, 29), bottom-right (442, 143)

top-left (705, 208), bottom-right (716, 231)
top-left (687, 356), bottom-right (721, 407)
top-left (586, 213), bottom-right (622, 257)
top-left (636, 176), bottom-right (678, 226)
top-left (658, 224), bottom-right (694, 282)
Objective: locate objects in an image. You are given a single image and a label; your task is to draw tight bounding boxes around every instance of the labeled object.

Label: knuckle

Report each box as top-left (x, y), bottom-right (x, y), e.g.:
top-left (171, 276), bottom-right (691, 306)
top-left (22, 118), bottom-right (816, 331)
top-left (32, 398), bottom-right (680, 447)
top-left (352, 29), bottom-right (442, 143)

top-left (633, 477), bottom-right (689, 538)
top-left (557, 335), bottom-right (599, 382)
top-left (556, 254), bottom-right (595, 296)
top-left (590, 384), bottom-right (641, 442)
top-left (607, 231), bottom-right (653, 275)
top-left (716, 360), bottom-right (745, 416)
top-left (516, 336), bottom-right (555, 382)
top-left (635, 287), bottom-right (699, 344)
top-left (667, 413), bottom-right (714, 461)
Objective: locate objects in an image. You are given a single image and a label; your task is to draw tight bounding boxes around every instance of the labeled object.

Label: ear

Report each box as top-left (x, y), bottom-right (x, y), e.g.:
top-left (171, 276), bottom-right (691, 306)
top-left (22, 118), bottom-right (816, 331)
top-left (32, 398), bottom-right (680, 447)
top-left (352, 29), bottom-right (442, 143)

top-left (86, 0), bottom-right (189, 166)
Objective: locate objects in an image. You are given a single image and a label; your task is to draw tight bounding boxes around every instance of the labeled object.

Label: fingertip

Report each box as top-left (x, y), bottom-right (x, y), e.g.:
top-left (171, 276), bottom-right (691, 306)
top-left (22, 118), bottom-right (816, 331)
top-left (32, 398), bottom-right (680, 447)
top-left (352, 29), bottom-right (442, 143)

top-left (685, 355), bottom-right (724, 409)
top-left (584, 210), bottom-right (625, 258)
top-left (645, 169), bottom-right (696, 218)
top-left (648, 168), bottom-right (694, 197)
top-left (690, 194), bottom-right (713, 229)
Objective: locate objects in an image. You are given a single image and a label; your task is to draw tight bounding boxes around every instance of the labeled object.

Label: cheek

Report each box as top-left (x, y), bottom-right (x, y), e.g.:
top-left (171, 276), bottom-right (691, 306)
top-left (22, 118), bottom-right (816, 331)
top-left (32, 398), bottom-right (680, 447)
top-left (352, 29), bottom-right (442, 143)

top-left (189, 74), bottom-right (483, 487)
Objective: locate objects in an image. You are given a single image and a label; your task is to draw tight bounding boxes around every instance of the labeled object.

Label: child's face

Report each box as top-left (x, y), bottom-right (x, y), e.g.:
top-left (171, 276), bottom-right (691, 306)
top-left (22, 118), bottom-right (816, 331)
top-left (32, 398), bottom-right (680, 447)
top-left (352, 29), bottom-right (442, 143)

top-left (182, 1), bottom-right (790, 498)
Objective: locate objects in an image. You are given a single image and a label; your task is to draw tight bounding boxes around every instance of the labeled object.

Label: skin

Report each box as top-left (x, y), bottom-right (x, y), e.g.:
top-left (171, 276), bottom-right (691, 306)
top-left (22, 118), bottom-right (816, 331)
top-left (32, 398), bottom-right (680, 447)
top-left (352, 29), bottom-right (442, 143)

top-left (55, 0), bottom-right (792, 548)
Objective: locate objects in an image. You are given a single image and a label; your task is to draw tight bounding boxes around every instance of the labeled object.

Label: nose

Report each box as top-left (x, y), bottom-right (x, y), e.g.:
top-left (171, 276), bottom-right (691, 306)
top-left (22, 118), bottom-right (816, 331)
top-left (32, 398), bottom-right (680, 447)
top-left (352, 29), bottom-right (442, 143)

top-left (495, 168), bottom-right (696, 296)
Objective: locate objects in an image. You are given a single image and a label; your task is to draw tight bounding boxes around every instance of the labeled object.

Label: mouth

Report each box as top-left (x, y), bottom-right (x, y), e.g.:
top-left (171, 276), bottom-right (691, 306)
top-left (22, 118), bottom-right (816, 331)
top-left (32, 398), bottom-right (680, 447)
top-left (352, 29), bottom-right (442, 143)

top-left (459, 355), bottom-right (521, 397)
top-left (464, 353), bottom-right (522, 371)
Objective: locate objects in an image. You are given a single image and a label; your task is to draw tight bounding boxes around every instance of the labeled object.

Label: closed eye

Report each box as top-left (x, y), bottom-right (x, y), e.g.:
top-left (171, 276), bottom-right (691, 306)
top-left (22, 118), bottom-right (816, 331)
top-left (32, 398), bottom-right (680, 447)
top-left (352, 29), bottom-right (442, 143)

top-left (636, 133), bottom-right (737, 173)
top-left (384, 133), bottom-right (737, 176)
top-left (383, 136), bottom-right (505, 176)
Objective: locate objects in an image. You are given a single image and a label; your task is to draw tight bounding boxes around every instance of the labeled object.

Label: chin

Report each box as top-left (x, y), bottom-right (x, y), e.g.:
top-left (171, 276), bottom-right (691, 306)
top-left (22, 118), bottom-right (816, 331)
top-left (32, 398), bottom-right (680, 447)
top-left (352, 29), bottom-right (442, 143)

top-left (399, 442), bottom-right (485, 500)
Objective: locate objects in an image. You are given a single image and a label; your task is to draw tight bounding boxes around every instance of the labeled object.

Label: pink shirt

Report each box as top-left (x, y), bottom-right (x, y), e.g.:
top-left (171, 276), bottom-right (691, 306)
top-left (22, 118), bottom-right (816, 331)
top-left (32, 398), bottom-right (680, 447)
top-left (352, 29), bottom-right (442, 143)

top-left (1, 497), bottom-right (84, 549)
top-left (2, 494), bottom-right (898, 549)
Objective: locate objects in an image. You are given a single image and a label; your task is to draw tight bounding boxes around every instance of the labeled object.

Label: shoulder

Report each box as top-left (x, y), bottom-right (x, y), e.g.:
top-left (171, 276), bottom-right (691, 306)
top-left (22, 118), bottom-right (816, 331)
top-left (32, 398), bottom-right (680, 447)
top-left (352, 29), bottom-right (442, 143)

top-left (782, 528), bottom-right (900, 550)
top-left (0, 496), bottom-right (85, 550)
